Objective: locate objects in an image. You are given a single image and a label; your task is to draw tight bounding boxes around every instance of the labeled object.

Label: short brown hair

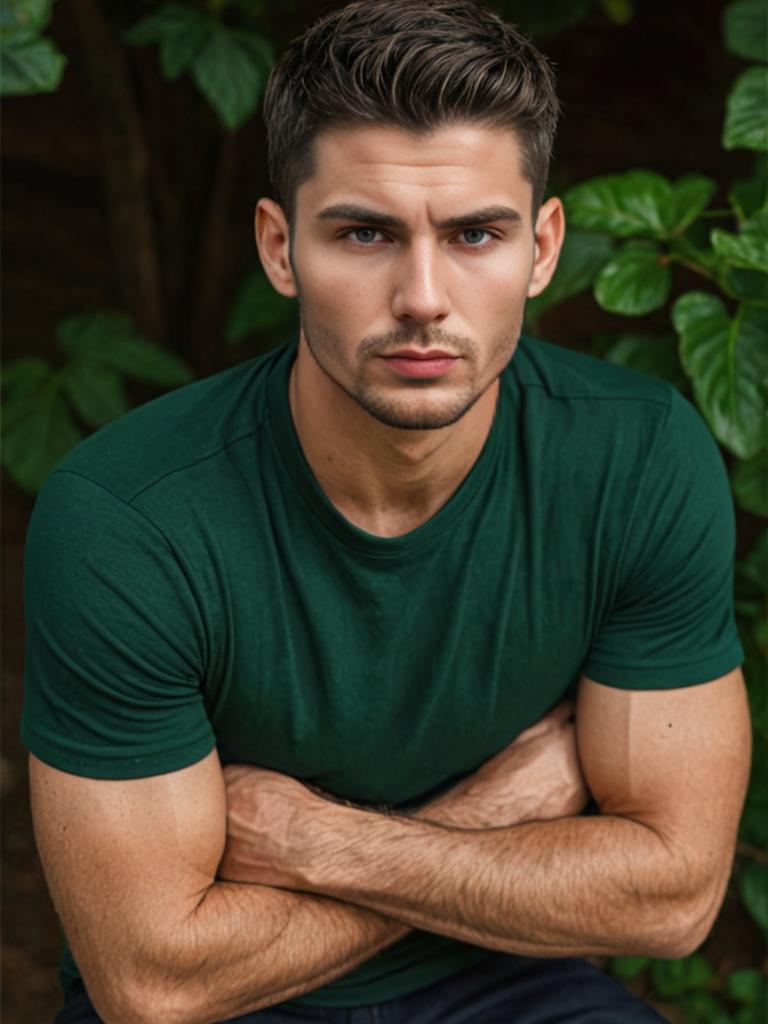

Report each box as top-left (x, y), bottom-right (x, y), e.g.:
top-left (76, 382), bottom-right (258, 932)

top-left (262, 0), bottom-right (560, 222)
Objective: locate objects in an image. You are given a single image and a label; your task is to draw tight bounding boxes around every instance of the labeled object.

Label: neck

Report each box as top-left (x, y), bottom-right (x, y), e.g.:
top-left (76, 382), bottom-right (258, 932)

top-left (288, 337), bottom-right (499, 538)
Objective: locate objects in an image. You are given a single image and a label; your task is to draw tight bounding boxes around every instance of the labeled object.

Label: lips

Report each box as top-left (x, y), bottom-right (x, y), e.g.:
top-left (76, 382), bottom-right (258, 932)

top-left (381, 350), bottom-right (460, 379)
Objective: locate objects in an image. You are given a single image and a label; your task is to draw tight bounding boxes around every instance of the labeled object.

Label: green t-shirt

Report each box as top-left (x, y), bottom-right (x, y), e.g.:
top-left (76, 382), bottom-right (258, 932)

top-left (21, 335), bottom-right (742, 1008)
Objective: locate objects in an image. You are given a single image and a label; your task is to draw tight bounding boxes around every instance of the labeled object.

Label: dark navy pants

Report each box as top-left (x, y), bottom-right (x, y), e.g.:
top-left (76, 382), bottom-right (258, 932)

top-left (54, 954), bottom-right (668, 1023)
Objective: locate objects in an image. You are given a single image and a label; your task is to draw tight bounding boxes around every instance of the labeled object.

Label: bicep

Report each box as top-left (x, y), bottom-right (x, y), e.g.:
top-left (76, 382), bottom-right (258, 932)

top-left (29, 748), bottom-right (226, 1006)
top-left (576, 670), bottom-right (751, 858)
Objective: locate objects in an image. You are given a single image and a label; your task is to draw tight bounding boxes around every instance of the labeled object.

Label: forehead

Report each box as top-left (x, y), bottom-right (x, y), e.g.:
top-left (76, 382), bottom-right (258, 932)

top-left (296, 123), bottom-right (532, 220)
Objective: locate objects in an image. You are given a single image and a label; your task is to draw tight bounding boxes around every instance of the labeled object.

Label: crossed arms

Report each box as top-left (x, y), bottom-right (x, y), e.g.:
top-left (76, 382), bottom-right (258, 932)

top-left (30, 670), bottom-right (750, 1024)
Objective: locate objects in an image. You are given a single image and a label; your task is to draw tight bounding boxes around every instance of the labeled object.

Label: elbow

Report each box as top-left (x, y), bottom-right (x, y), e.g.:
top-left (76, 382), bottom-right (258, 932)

top-left (632, 874), bottom-right (726, 960)
top-left (86, 972), bottom-right (201, 1024)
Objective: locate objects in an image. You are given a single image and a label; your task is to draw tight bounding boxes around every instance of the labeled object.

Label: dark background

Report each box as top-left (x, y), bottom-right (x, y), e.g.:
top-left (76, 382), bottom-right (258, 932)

top-left (2, 2), bottom-right (761, 1021)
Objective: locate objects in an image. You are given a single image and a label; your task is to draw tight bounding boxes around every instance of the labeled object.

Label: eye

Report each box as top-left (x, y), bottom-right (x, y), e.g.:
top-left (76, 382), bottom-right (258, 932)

top-left (459, 228), bottom-right (495, 246)
top-left (343, 227), bottom-right (385, 245)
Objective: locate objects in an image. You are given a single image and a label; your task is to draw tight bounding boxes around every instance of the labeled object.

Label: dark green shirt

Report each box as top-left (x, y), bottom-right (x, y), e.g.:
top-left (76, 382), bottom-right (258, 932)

top-left (21, 336), bottom-right (743, 1007)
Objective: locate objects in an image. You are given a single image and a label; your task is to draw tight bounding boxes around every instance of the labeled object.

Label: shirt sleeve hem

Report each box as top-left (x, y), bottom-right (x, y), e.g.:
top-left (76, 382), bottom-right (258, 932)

top-left (21, 727), bottom-right (217, 780)
top-left (582, 641), bottom-right (744, 690)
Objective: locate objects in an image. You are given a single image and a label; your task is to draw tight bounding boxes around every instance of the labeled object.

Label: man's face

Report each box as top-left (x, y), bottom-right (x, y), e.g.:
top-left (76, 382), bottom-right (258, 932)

top-left (268, 123), bottom-right (560, 430)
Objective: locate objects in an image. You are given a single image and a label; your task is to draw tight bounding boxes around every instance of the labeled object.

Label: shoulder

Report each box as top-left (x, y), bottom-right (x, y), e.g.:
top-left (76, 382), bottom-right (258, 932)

top-left (53, 340), bottom-right (294, 504)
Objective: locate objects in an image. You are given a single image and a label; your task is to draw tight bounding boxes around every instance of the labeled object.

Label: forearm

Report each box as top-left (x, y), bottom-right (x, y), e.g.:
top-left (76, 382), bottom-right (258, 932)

top-left (296, 806), bottom-right (705, 960)
top-left (115, 881), bottom-right (409, 1024)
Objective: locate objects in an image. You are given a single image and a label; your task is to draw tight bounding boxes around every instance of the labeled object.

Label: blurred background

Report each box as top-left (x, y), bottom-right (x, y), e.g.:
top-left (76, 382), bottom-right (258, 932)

top-left (2, 1), bottom-right (766, 1021)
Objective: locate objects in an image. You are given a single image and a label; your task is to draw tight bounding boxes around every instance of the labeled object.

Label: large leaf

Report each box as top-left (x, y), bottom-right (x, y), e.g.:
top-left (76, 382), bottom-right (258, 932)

top-left (57, 311), bottom-right (194, 387)
top-left (62, 362), bottom-right (131, 429)
top-left (1, 356), bottom-right (51, 397)
top-left (227, 269), bottom-right (297, 345)
top-left (726, 969), bottom-right (766, 1006)
top-left (732, 450), bottom-right (768, 516)
top-left (674, 293), bottom-right (768, 458)
top-left (604, 333), bottom-right (688, 391)
top-left (564, 171), bottom-right (671, 238)
top-left (191, 28), bottom-right (272, 131)
top-left (0, 35), bottom-right (65, 95)
top-left (525, 230), bottom-right (614, 324)
top-left (1, 379), bottom-right (83, 493)
top-left (723, 0), bottom-right (768, 63)
top-left (594, 241), bottom-right (671, 315)
top-left (711, 214), bottom-right (768, 274)
top-left (564, 172), bottom-right (715, 240)
top-left (124, 3), bottom-right (209, 80)
top-left (724, 67), bottom-right (768, 152)
top-left (739, 861), bottom-right (768, 933)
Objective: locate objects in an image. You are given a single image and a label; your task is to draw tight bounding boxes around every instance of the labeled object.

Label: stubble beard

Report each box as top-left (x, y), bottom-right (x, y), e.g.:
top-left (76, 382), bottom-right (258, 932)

top-left (300, 314), bottom-right (520, 431)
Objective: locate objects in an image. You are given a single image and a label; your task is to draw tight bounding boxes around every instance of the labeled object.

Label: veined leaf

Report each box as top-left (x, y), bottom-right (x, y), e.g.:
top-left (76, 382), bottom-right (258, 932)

top-left (711, 215), bottom-right (768, 274)
top-left (723, 0), bottom-right (768, 63)
top-left (724, 67), bottom-right (768, 152)
top-left (62, 362), bottom-right (131, 428)
top-left (0, 35), bottom-right (65, 95)
top-left (0, 0), bottom-right (54, 44)
top-left (124, 3), bottom-right (209, 80)
top-left (594, 241), bottom-right (671, 315)
top-left (674, 293), bottom-right (768, 459)
top-left (191, 28), bottom-right (272, 131)
top-left (732, 450), bottom-right (768, 516)
top-left (564, 171), bottom-right (671, 238)
top-left (1, 380), bottom-right (83, 492)
top-left (666, 175), bottom-right (718, 233)
top-left (730, 154), bottom-right (768, 220)
top-left (57, 310), bottom-right (194, 387)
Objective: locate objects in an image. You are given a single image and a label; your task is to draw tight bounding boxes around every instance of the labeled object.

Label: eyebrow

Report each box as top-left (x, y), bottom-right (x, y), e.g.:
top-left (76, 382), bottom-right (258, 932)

top-left (315, 203), bottom-right (523, 229)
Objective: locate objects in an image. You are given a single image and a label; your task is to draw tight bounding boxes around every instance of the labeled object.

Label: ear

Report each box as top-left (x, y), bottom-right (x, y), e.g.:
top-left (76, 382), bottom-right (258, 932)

top-left (527, 197), bottom-right (565, 299)
top-left (255, 198), bottom-right (298, 298)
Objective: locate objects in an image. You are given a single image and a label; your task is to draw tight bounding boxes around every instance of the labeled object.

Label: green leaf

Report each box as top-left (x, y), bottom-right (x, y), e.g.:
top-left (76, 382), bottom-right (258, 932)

top-left (712, 216), bottom-right (768, 274)
top-left (725, 267), bottom-right (768, 305)
top-left (57, 311), bottom-right (194, 387)
top-left (726, 968), bottom-right (765, 1006)
top-left (610, 955), bottom-right (649, 979)
top-left (0, 0), bottom-right (53, 44)
top-left (526, 230), bottom-right (614, 324)
top-left (594, 241), bottom-right (672, 315)
top-left (124, 3), bottom-right (209, 80)
top-left (723, 0), bottom-right (768, 63)
top-left (564, 171), bottom-right (672, 239)
top-left (667, 175), bottom-right (718, 233)
top-left (651, 954), bottom-right (713, 999)
top-left (735, 1005), bottom-right (766, 1024)
top-left (1, 356), bottom-right (51, 397)
top-left (739, 860), bottom-right (768, 933)
top-left (674, 294), bottom-right (768, 459)
top-left (732, 450), bottom-right (768, 516)
top-left (730, 155), bottom-right (768, 220)
top-left (600, 0), bottom-right (634, 24)
top-left (226, 269), bottom-right (297, 345)
top-left (737, 529), bottom-right (768, 596)
top-left (605, 333), bottom-right (688, 391)
top-left (62, 362), bottom-right (131, 428)
top-left (0, 35), bottom-right (66, 95)
top-left (191, 28), bottom-right (272, 131)
top-left (680, 990), bottom-right (734, 1024)
top-left (1, 380), bottom-right (83, 493)
top-left (724, 67), bottom-right (768, 152)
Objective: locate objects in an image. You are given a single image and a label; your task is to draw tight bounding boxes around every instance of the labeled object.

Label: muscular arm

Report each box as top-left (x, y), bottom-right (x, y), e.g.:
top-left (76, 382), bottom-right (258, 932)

top-left (30, 703), bottom-right (582, 1024)
top-left (223, 670), bottom-right (750, 960)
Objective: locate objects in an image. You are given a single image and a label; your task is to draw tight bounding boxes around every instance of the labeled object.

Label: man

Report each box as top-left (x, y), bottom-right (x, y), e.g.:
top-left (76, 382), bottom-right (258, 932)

top-left (23, 2), bottom-right (750, 1022)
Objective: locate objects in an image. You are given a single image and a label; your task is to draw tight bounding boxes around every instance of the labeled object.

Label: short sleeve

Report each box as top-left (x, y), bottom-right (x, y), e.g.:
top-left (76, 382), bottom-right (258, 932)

top-left (21, 470), bottom-right (216, 778)
top-left (583, 389), bottom-right (744, 689)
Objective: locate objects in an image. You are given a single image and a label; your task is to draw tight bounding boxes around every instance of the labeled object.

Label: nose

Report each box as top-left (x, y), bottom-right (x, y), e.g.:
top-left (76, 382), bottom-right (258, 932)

top-left (390, 239), bottom-right (451, 326)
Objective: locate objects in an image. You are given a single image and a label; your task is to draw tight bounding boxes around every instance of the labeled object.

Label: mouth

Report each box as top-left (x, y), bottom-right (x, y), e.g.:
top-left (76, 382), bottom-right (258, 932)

top-left (380, 350), bottom-right (461, 379)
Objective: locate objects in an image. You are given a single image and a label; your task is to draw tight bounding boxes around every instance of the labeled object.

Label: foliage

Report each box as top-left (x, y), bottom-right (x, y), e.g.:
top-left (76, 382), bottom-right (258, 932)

top-left (124, 1), bottom-right (274, 130)
top-left (1, 312), bottom-right (193, 492)
top-left (0, 0), bottom-right (66, 95)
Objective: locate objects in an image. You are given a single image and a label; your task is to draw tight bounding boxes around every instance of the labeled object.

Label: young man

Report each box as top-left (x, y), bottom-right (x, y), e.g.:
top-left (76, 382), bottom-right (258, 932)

top-left (24, 2), bottom-right (749, 1022)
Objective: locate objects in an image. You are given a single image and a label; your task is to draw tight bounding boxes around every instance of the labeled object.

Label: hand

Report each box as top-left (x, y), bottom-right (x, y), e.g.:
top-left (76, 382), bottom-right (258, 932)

top-left (414, 700), bottom-right (588, 829)
top-left (219, 764), bottom-right (323, 888)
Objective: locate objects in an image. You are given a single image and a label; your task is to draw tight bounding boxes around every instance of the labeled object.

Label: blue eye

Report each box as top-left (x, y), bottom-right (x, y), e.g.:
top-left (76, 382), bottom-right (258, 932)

top-left (347, 227), bottom-right (382, 244)
top-left (462, 229), bottom-right (491, 245)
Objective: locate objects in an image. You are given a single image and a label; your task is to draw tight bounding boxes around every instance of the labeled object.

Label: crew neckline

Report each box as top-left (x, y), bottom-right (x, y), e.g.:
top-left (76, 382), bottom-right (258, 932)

top-left (266, 338), bottom-right (508, 559)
